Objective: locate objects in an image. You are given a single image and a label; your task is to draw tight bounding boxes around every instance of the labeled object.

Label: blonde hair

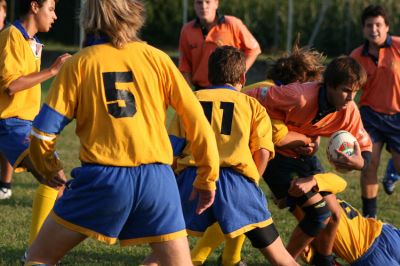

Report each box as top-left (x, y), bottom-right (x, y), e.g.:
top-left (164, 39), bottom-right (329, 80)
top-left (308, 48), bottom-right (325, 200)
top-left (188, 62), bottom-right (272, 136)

top-left (81, 0), bottom-right (145, 48)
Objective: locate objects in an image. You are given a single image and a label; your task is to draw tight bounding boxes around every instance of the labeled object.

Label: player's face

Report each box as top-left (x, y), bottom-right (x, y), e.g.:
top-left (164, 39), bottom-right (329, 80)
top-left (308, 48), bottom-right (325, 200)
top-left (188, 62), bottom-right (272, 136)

top-left (363, 16), bottom-right (389, 47)
top-left (35, 0), bottom-right (57, 33)
top-left (0, 6), bottom-right (6, 28)
top-left (194, 0), bottom-right (218, 25)
top-left (327, 85), bottom-right (356, 111)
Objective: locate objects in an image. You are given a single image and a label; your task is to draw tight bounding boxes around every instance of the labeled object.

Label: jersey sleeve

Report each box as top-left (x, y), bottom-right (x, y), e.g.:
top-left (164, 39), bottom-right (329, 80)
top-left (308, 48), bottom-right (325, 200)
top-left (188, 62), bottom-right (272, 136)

top-left (271, 119), bottom-right (289, 145)
top-left (264, 85), bottom-right (302, 121)
top-left (235, 19), bottom-right (261, 57)
top-left (0, 31), bottom-right (26, 92)
top-left (163, 55), bottom-right (219, 191)
top-left (343, 103), bottom-right (372, 152)
top-left (29, 58), bottom-right (77, 179)
top-left (178, 26), bottom-right (192, 73)
top-left (249, 101), bottom-right (275, 159)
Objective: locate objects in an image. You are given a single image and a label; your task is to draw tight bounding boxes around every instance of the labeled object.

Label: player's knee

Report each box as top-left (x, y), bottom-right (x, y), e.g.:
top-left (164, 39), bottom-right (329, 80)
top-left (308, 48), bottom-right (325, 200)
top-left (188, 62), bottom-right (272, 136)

top-left (298, 199), bottom-right (331, 237)
top-left (244, 223), bottom-right (279, 249)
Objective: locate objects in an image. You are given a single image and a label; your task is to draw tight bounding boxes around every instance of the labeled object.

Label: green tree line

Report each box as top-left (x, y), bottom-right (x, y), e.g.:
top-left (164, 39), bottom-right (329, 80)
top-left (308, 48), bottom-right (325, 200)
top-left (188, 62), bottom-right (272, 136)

top-left (142, 0), bottom-right (400, 56)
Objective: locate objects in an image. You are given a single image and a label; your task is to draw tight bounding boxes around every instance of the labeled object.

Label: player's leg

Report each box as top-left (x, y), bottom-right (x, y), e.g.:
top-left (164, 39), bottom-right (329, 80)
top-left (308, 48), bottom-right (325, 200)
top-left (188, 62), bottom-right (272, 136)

top-left (360, 141), bottom-right (383, 218)
top-left (221, 234), bottom-right (246, 266)
top-left (191, 222), bottom-right (225, 265)
top-left (148, 237), bottom-right (192, 266)
top-left (286, 192), bottom-right (331, 259)
top-left (25, 215), bottom-right (87, 265)
top-left (245, 224), bottom-right (298, 266)
top-left (0, 153), bottom-right (13, 199)
top-left (19, 156), bottom-right (61, 245)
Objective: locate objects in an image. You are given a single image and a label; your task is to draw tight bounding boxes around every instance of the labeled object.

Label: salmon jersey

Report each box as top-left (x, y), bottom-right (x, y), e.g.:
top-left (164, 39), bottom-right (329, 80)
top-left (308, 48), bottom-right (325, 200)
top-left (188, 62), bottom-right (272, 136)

top-left (29, 41), bottom-right (219, 191)
top-left (246, 82), bottom-right (372, 158)
top-left (351, 36), bottom-right (400, 115)
top-left (179, 15), bottom-right (261, 87)
top-left (333, 199), bottom-right (383, 263)
top-left (0, 22), bottom-right (42, 121)
top-left (243, 80), bottom-right (276, 93)
top-left (169, 86), bottom-right (274, 184)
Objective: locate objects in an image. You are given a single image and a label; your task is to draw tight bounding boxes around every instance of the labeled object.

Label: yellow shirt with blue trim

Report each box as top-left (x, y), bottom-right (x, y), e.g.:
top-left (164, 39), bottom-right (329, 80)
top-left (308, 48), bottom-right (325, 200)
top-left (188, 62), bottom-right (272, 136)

top-left (0, 24), bottom-right (41, 121)
top-left (333, 199), bottom-right (383, 263)
top-left (169, 86), bottom-right (275, 184)
top-left (29, 41), bottom-right (219, 191)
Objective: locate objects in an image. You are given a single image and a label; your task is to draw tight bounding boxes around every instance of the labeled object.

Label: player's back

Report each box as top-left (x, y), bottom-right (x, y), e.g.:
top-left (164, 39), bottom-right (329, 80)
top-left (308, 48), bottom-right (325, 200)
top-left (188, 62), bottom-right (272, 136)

top-left (194, 87), bottom-right (274, 182)
top-left (46, 41), bottom-right (188, 167)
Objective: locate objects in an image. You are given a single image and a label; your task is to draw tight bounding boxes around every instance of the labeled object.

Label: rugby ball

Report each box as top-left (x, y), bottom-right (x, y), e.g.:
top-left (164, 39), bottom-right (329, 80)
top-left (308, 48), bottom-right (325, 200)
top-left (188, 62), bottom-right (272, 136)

top-left (326, 130), bottom-right (357, 164)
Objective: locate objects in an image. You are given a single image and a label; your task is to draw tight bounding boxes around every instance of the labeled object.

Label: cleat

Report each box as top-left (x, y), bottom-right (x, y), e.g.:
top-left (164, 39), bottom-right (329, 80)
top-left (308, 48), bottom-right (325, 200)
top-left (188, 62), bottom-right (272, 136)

top-left (0, 187), bottom-right (11, 199)
top-left (382, 159), bottom-right (400, 195)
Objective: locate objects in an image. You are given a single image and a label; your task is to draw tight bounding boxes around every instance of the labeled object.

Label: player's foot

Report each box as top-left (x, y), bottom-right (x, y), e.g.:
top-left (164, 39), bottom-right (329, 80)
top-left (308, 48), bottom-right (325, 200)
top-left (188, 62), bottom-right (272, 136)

top-left (217, 255), bottom-right (248, 266)
top-left (382, 159), bottom-right (400, 195)
top-left (21, 250), bottom-right (62, 266)
top-left (0, 187), bottom-right (11, 199)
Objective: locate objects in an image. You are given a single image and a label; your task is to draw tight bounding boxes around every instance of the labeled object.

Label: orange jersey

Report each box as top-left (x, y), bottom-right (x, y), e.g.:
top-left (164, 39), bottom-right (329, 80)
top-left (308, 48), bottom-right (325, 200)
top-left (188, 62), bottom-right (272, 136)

top-left (351, 36), bottom-right (400, 114)
top-left (179, 15), bottom-right (260, 87)
top-left (246, 82), bottom-right (372, 158)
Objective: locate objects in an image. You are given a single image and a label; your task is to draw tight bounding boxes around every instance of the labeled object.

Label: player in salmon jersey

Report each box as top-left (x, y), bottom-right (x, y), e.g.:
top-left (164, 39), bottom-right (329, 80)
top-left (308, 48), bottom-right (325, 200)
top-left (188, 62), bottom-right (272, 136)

top-left (247, 56), bottom-right (372, 265)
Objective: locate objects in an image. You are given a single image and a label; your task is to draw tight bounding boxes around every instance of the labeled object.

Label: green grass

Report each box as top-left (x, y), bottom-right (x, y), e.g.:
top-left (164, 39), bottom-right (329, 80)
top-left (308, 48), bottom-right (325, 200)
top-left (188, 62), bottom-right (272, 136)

top-left (0, 84), bottom-right (399, 266)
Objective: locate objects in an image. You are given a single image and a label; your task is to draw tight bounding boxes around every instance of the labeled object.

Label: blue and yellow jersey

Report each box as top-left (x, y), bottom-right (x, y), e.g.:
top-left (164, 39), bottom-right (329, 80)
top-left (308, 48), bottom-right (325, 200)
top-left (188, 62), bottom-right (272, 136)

top-left (333, 199), bottom-right (383, 263)
top-left (29, 41), bottom-right (219, 191)
top-left (0, 22), bottom-right (42, 121)
top-left (169, 86), bottom-right (274, 184)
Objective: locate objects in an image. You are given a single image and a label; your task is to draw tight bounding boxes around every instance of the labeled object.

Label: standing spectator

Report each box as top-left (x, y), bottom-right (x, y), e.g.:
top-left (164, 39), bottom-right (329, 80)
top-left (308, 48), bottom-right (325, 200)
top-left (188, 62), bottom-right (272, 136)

top-left (179, 0), bottom-right (261, 89)
top-left (351, 5), bottom-right (400, 218)
top-left (25, 0), bottom-right (219, 265)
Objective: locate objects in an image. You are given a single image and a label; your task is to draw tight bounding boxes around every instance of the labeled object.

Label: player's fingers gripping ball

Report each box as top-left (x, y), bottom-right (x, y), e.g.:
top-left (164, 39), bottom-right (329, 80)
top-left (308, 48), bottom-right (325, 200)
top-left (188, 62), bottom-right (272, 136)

top-left (326, 130), bottom-right (357, 173)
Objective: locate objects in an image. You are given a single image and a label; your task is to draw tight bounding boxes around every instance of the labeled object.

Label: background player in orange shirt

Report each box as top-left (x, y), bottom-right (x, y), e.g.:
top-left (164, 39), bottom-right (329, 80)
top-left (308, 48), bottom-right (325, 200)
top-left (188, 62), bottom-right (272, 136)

top-left (179, 0), bottom-right (261, 89)
top-left (350, 5), bottom-right (400, 218)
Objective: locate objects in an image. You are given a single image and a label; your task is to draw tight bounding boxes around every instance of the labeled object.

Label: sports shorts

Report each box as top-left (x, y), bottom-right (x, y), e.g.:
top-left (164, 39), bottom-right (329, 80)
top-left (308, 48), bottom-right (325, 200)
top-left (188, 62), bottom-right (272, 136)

top-left (360, 106), bottom-right (400, 153)
top-left (0, 118), bottom-right (32, 167)
top-left (52, 163), bottom-right (187, 246)
top-left (177, 167), bottom-right (273, 238)
top-left (263, 153), bottom-right (324, 200)
top-left (351, 224), bottom-right (400, 266)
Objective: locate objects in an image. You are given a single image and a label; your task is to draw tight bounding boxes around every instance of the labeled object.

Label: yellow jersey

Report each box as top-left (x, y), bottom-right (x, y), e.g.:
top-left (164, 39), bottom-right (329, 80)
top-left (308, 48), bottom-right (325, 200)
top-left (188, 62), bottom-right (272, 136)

top-left (169, 86), bottom-right (274, 183)
top-left (29, 41), bottom-right (219, 190)
top-left (0, 23), bottom-right (41, 121)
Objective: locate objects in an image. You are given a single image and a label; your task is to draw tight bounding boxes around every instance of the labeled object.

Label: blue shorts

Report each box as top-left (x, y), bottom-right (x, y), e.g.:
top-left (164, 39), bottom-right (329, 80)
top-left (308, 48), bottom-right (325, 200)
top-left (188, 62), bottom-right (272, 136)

top-left (0, 118), bottom-right (31, 167)
top-left (263, 153), bottom-right (324, 200)
top-left (52, 163), bottom-right (187, 246)
top-left (351, 224), bottom-right (400, 266)
top-left (360, 106), bottom-right (400, 153)
top-left (177, 167), bottom-right (273, 238)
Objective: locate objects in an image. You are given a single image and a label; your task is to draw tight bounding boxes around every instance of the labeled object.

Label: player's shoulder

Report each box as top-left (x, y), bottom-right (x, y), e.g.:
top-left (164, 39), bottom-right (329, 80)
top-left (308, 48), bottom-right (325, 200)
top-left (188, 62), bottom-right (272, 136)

top-left (224, 15), bottom-right (243, 25)
top-left (350, 45), bottom-right (364, 57)
top-left (181, 20), bottom-right (197, 32)
top-left (391, 36), bottom-right (400, 47)
top-left (0, 25), bottom-right (22, 43)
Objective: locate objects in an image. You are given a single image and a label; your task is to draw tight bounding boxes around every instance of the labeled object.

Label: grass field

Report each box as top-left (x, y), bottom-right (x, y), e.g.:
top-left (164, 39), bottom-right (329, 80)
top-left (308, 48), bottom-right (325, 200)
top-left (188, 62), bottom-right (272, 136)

top-left (0, 80), bottom-right (399, 266)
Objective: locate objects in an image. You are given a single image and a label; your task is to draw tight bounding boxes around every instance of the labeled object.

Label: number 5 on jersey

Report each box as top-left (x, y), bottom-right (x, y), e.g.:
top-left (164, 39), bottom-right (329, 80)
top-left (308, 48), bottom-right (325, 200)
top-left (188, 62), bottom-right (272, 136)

top-left (102, 71), bottom-right (137, 118)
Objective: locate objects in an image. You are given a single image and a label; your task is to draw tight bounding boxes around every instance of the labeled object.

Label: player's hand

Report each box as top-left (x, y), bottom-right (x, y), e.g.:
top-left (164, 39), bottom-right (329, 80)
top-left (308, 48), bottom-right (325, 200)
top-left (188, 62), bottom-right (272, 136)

top-left (190, 188), bottom-right (216, 215)
top-left (47, 169), bottom-right (67, 189)
top-left (288, 176), bottom-right (317, 197)
top-left (332, 141), bottom-right (364, 171)
top-left (294, 136), bottom-right (320, 156)
top-left (49, 53), bottom-right (72, 76)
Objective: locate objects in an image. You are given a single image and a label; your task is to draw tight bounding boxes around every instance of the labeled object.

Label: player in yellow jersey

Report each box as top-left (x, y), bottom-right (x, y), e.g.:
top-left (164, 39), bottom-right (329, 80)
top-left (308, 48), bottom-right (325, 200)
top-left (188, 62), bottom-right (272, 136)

top-left (191, 44), bottom-right (325, 266)
top-left (24, 1), bottom-right (219, 265)
top-left (291, 174), bottom-right (400, 266)
top-left (0, 0), bottom-right (71, 252)
top-left (169, 45), bottom-right (298, 266)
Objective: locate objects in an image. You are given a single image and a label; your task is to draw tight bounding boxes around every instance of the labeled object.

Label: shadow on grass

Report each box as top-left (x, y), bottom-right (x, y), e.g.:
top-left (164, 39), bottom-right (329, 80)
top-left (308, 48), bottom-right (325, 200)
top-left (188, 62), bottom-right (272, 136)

top-left (0, 246), bottom-right (26, 265)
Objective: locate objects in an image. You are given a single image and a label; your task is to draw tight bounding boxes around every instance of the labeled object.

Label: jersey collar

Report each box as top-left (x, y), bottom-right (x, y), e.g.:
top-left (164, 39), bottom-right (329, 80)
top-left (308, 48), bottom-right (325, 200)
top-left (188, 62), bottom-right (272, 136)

top-left (207, 85), bottom-right (237, 91)
top-left (12, 20), bottom-right (41, 43)
top-left (83, 33), bottom-right (110, 47)
top-left (312, 85), bottom-right (336, 124)
top-left (361, 35), bottom-right (392, 56)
